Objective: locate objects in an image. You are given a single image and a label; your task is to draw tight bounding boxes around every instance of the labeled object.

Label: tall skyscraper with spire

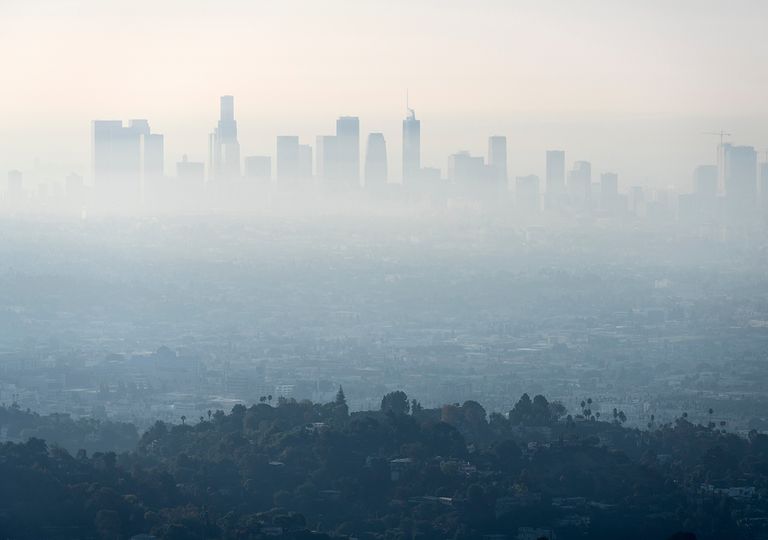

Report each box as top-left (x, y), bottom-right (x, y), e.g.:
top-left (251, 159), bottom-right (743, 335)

top-left (209, 95), bottom-right (241, 183)
top-left (402, 100), bottom-right (421, 185)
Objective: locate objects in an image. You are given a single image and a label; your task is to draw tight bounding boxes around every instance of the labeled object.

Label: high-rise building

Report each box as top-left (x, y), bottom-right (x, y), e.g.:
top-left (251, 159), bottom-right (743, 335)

top-left (92, 120), bottom-right (140, 191)
top-left (515, 175), bottom-right (540, 213)
top-left (317, 135), bottom-right (341, 189)
top-left (568, 160), bottom-right (592, 207)
top-left (546, 150), bottom-right (565, 194)
top-left (142, 132), bottom-right (164, 183)
top-left (317, 118), bottom-right (359, 191)
top-left (129, 120), bottom-right (164, 194)
top-left (276, 136), bottom-right (300, 186)
top-left (92, 119), bottom-right (163, 200)
top-left (448, 151), bottom-right (485, 184)
top-left (488, 136), bottom-right (507, 186)
top-left (402, 106), bottom-right (421, 184)
top-left (244, 156), bottom-right (272, 183)
top-left (760, 162), bottom-right (768, 213)
top-left (448, 151), bottom-right (493, 198)
top-left (364, 133), bottom-right (388, 189)
top-left (335, 116), bottom-right (360, 189)
top-left (298, 144), bottom-right (313, 181)
top-left (723, 144), bottom-right (757, 213)
top-left (209, 95), bottom-right (241, 182)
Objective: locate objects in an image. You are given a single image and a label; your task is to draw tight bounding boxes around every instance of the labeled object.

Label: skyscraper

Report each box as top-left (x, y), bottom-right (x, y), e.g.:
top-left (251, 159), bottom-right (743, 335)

top-left (760, 162), bottom-right (768, 214)
top-left (298, 144), bottom-right (313, 181)
top-left (402, 106), bottom-right (421, 185)
top-left (209, 95), bottom-right (241, 183)
top-left (127, 119), bottom-right (164, 196)
top-left (92, 119), bottom-right (163, 201)
top-left (92, 120), bottom-right (139, 192)
top-left (546, 150), bottom-right (565, 194)
top-left (276, 136), bottom-right (300, 187)
top-left (568, 160), bottom-right (592, 207)
top-left (317, 118), bottom-right (359, 191)
top-left (488, 136), bottom-right (507, 186)
top-left (448, 151), bottom-right (485, 184)
top-left (142, 132), bottom-right (164, 184)
top-left (448, 150), bottom-right (493, 198)
top-left (335, 116), bottom-right (360, 189)
top-left (364, 133), bottom-right (388, 189)
top-left (317, 135), bottom-right (341, 189)
top-left (723, 144), bottom-right (757, 213)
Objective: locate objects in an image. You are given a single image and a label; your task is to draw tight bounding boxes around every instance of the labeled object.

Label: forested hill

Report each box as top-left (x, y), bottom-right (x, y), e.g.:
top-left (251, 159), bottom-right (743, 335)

top-left (0, 404), bottom-right (139, 455)
top-left (1, 391), bottom-right (767, 540)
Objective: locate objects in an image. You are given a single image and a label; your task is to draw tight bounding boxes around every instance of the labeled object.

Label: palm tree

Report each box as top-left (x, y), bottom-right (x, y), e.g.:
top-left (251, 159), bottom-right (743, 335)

top-left (180, 415), bottom-right (186, 425)
top-left (335, 386), bottom-right (347, 406)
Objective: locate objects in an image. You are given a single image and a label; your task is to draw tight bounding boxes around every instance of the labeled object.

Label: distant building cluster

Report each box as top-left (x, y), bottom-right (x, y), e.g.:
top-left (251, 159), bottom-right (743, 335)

top-left (3, 96), bottom-right (768, 223)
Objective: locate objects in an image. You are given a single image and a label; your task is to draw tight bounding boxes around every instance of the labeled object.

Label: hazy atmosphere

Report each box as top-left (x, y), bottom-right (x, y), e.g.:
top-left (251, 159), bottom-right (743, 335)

top-left (2, 0), bottom-right (768, 187)
top-left (3, 2), bottom-right (768, 540)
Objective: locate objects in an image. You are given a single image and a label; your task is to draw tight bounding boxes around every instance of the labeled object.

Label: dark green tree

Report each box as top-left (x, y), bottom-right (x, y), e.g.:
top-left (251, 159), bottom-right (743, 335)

top-left (381, 391), bottom-right (410, 415)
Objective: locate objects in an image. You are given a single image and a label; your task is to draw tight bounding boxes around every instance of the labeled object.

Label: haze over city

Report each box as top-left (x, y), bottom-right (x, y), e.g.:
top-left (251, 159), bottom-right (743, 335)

top-left (2, 0), bottom-right (768, 188)
top-left (3, 2), bottom-right (768, 540)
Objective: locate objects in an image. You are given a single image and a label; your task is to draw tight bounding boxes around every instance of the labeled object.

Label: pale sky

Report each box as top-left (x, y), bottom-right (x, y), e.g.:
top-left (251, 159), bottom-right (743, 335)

top-left (2, 0), bottom-right (767, 188)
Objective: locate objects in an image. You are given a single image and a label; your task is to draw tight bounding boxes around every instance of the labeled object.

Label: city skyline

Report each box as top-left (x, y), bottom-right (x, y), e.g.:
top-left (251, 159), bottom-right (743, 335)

top-left (5, 94), bottom-right (768, 193)
top-left (4, 93), bottom-right (768, 225)
top-left (4, 4), bottom-right (768, 539)
top-left (3, 0), bottom-right (768, 187)
top-left (4, 95), bottom-right (768, 194)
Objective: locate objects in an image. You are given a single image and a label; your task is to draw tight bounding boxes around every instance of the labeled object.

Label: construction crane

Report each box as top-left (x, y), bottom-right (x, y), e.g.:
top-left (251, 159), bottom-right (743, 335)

top-left (703, 130), bottom-right (731, 148)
